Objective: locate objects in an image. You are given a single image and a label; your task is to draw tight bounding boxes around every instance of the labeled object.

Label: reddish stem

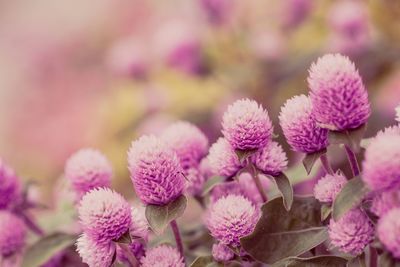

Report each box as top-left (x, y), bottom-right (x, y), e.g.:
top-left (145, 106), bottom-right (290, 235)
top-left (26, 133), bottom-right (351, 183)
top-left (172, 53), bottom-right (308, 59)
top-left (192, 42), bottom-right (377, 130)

top-left (344, 145), bottom-right (360, 177)
top-left (170, 220), bottom-right (185, 263)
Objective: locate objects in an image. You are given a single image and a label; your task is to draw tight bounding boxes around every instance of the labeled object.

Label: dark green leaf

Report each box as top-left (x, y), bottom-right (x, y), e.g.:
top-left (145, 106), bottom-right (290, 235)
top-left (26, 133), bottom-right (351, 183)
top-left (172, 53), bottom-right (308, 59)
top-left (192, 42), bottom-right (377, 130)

top-left (302, 149), bottom-right (327, 175)
top-left (321, 204), bottom-right (332, 221)
top-left (272, 255), bottom-right (348, 267)
top-left (202, 176), bottom-right (225, 196)
top-left (332, 177), bottom-right (369, 221)
top-left (145, 195), bottom-right (187, 234)
top-left (328, 124), bottom-right (367, 152)
top-left (113, 229), bottom-right (132, 244)
top-left (22, 233), bottom-right (77, 267)
top-left (235, 148), bottom-right (258, 164)
top-left (271, 173), bottom-right (293, 211)
top-left (190, 256), bottom-right (223, 267)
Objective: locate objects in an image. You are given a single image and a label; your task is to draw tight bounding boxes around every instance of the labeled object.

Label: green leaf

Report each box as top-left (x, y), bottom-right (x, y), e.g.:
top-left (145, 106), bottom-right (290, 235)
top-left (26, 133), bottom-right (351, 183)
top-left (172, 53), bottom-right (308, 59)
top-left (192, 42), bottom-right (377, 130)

top-left (22, 233), bottom-right (77, 267)
top-left (302, 149), bottom-right (326, 175)
top-left (272, 255), bottom-right (349, 267)
top-left (378, 252), bottom-right (400, 267)
top-left (332, 176), bottom-right (369, 221)
top-left (113, 229), bottom-right (132, 244)
top-left (271, 173), bottom-right (293, 211)
top-left (328, 124), bottom-right (367, 152)
top-left (240, 196), bottom-right (327, 264)
top-left (190, 256), bottom-right (221, 267)
top-left (235, 148), bottom-right (258, 164)
top-left (202, 176), bottom-right (224, 196)
top-left (145, 195), bottom-right (187, 234)
top-left (321, 204), bottom-right (332, 221)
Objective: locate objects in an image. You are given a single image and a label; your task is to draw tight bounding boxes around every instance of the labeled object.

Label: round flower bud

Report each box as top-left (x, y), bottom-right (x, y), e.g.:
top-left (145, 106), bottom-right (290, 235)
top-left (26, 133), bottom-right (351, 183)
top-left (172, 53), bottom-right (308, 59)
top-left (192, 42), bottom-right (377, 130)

top-left (207, 138), bottom-right (244, 178)
top-left (328, 209), bottom-right (374, 255)
top-left (65, 149), bottom-right (112, 198)
top-left (222, 99), bottom-right (273, 150)
top-left (0, 159), bottom-right (22, 209)
top-left (129, 206), bottom-right (149, 240)
top-left (161, 121), bottom-right (209, 169)
top-left (0, 211), bottom-right (26, 257)
top-left (313, 172), bottom-right (347, 203)
top-left (76, 234), bottom-right (116, 267)
top-left (377, 208), bottom-right (400, 258)
top-left (251, 141), bottom-right (288, 176)
top-left (205, 195), bottom-right (259, 247)
top-left (128, 135), bottom-right (184, 205)
top-left (212, 243), bottom-right (234, 262)
top-left (140, 245), bottom-right (185, 267)
top-left (279, 95), bottom-right (328, 153)
top-left (308, 53), bottom-right (370, 130)
top-left (362, 134), bottom-right (400, 191)
top-left (78, 188), bottom-right (131, 244)
top-left (371, 189), bottom-right (400, 217)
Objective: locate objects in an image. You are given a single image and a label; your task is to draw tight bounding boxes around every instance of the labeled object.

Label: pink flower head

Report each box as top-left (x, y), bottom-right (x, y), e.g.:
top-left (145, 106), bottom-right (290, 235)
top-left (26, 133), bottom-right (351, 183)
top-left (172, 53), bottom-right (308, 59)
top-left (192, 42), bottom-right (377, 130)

top-left (362, 134), bottom-right (400, 191)
top-left (222, 99), bottom-right (273, 150)
top-left (78, 188), bottom-right (131, 244)
top-left (205, 194), bottom-right (259, 247)
top-left (184, 167), bottom-right (206, 196)
top-left (65, 149), bottom-right (112, 198)
top-left (279, 95), bottom-right (328, 153)
top-left (371, 189), bottom-right (400, 217)
top-left (212, 243), bottom-right (234, 262)
top-left (128, 135), bottom-right (185, 205)
top-left (199, 0), bottom-right (233, 26)
top-left (0, 159), bottom-right (21, 209)
top-left (377, 208), bottom-right (400, 258)
top-left (251, 141), bottom-right (288, 176)
top-left (140, 245), bottom-right (185, 267)
top-left (308, 54), bottom-right (370, 131)
top-left (76, 234), bottom-right (116, 267)
top-left (129, 206), bottom-right (149, 240)
top-left (376, 125), bottom-right (400, 138)
top-left (281, 0), bottom-right (313, 28)
top-left (328, 209), bottom-right (374, 255)
top-left (161, 121), bottom-right (209, 170)
top-left (207, 138), bottom-right (244, 178)
top-left (396, 105), bottom-right (400, 123)
top-left (0, 211), bottom-right (26, 257)
top-left (314, 172), bottom-right (347, 203)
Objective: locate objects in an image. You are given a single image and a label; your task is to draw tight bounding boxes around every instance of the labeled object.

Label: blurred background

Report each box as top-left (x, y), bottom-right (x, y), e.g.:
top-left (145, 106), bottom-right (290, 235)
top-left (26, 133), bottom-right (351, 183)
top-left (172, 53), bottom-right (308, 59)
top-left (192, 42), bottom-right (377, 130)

top-left (1, 0), bottom-right (400, 199)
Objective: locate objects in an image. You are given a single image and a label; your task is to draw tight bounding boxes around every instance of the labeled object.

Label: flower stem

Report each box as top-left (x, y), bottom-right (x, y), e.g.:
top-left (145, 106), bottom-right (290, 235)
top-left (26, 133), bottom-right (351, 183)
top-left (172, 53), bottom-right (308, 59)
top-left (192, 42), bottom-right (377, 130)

top-left (369, 246), bottom-right (378, 267)
top-left (344, 145), bottom-right (360, 177)
top-left (118, 243), bottom-right (139, 267)
top-left (170, 220), bottom-right (185, 262)
top-left (249, 163), bottom-right (268, 203)
top-left (319, 153), bottom-right (334, 175)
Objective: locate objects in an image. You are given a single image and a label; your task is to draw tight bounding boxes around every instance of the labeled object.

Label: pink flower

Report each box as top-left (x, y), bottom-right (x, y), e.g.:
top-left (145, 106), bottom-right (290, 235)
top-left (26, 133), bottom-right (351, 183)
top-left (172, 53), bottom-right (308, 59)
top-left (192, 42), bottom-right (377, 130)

top-left (140, 245), bottom-right (184, 267)
top-left (0, 211), bottom-right (26, 257)
top-left (371, 189), bottom-right (400, 217)
top-left (314, 172), bottom-right (347, 203)
top-left (251, 141), bottom-right (288, 176)
top-left (0, 159), bottom-right (21, 209)
top-left (76, 233), bottom-right (116, 267)
top-left (377, 208), bottom-right (400, 258)
top-left (212, 243), bottom-right (234, 262)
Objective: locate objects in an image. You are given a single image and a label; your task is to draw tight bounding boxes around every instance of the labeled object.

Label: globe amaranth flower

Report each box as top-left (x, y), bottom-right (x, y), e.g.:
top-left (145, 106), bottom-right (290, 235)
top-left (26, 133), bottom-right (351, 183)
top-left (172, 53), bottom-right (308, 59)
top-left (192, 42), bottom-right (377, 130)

top-left (362, 134), bottom-right (400, 191)
top-left (0, 211), bottom-right (26, 257)
top-left (279, 94), bottom-right (328, 153)
top-left (308, 53), bottom-right (370, 131)
top-left (222, 98), bottom-right (273, 150)
top-left (212, 243), bottom-right (234, 262)
top-left (65, 149), bottom-right (112, 198)
top-left (377, 208), bottom-right (400, 258)
top-left (161, 121), bottom-right (209, 170)
top-left (251, 141), bottom-right (288, 176)
top-left (0, 159), bottom-right (22, 209)
top-left (140, 245), bottom-right (185, 267)
top-left (328, 209), bottom-right (374, 255)
top-left (76, 233), bottom-right (116, 267)
top-left (371, 189), bottom-right (400, 217)
top-left (78, 188), bottom-right (131, 244)
top-left (128, 135), bottom-right (185, 205)
top-left (205, 194), bottom-right (259, 247)
top-left (376, 125), bottom-right (400, 138)
top-left (314, 172), bottom-right (347, 203)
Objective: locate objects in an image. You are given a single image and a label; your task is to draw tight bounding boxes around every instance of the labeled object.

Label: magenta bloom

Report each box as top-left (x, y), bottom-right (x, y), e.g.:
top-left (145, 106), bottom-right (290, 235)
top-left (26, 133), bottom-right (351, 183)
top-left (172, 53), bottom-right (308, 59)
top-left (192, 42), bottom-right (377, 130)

top-left (279, 95), bottom-right (328, 153)
top-left (251, 141), bottom-right (288, 176)
top-left (0, 211), bottom-right (26, 257)
top-left (0, 159), bottom-right (21, 209)
top-left (328, 209), bottom-right (374, 255)
top-left (222, 99), bottom-right (273, 150)
top-left (313, 172), bottom-right (347, 203)
top-left (140, 245), bottom-right (185, 267)
top-left (161, 121), bottom-right (209, 169)
top-left (76, 234), bottom-right (116, 267)
top-left (128, 135), bottom-right (185, 205)
top-left (65, 149), bottom-right (112, 198)
top-left (78, 188), bottom-right (131, 244)
top-left (362, 134), bottom-right (400, 191)
top-left (200, 0), bottom-right (232, 25)
top-left (212, 243), bottom-right (234, 262)
top-left (377, 208), bottom-right (400, 258)
top-left (308, 53), bottom-right (370, 130)
top-left (371, 189), bottom-right (400, 217)
top-left (205, 195), bottom-right (259, 247)
top-left (208, 138), bottom-right (244, 178)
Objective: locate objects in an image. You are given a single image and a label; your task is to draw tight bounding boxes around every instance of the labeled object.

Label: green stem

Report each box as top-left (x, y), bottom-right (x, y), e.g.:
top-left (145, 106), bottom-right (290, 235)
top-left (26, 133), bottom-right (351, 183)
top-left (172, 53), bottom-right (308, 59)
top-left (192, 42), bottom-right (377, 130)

top-left (319, 153), bottom-right (334, 175)
top-left (345, 145), bottom-right (360, 177)
top-left (170, 220), bottom-right (185, 262)
top-left (249, 163), bottom-right (268, 203)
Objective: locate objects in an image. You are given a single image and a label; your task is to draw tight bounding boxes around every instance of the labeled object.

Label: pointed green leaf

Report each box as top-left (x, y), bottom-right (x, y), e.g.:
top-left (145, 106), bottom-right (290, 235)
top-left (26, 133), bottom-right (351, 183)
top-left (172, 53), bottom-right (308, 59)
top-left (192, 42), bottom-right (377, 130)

top-left (302, 149), bottom-right (326, 175)
top-left (272, 255), bottom-right (349, 267)
top-left (328, 124), bottom-right (367, 152)
top-left (22, 233), bottom-right (77, 267)
top-left (321, 204), bottom-right (332, 221)
top-left (190, 256), bottom-right (218, 267)
top-left (113, 229), bottom-right (132, 244)
top-left (235, 148), bottom-right (258, 164)
top-left (202, 176), bottom-right (224, 196)
top-left (145, 195), bottom-right (187, 234)
top-left (332, 177), bottom-right (369, 221)
top-left (271, 173), bottom-right (293, 211)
